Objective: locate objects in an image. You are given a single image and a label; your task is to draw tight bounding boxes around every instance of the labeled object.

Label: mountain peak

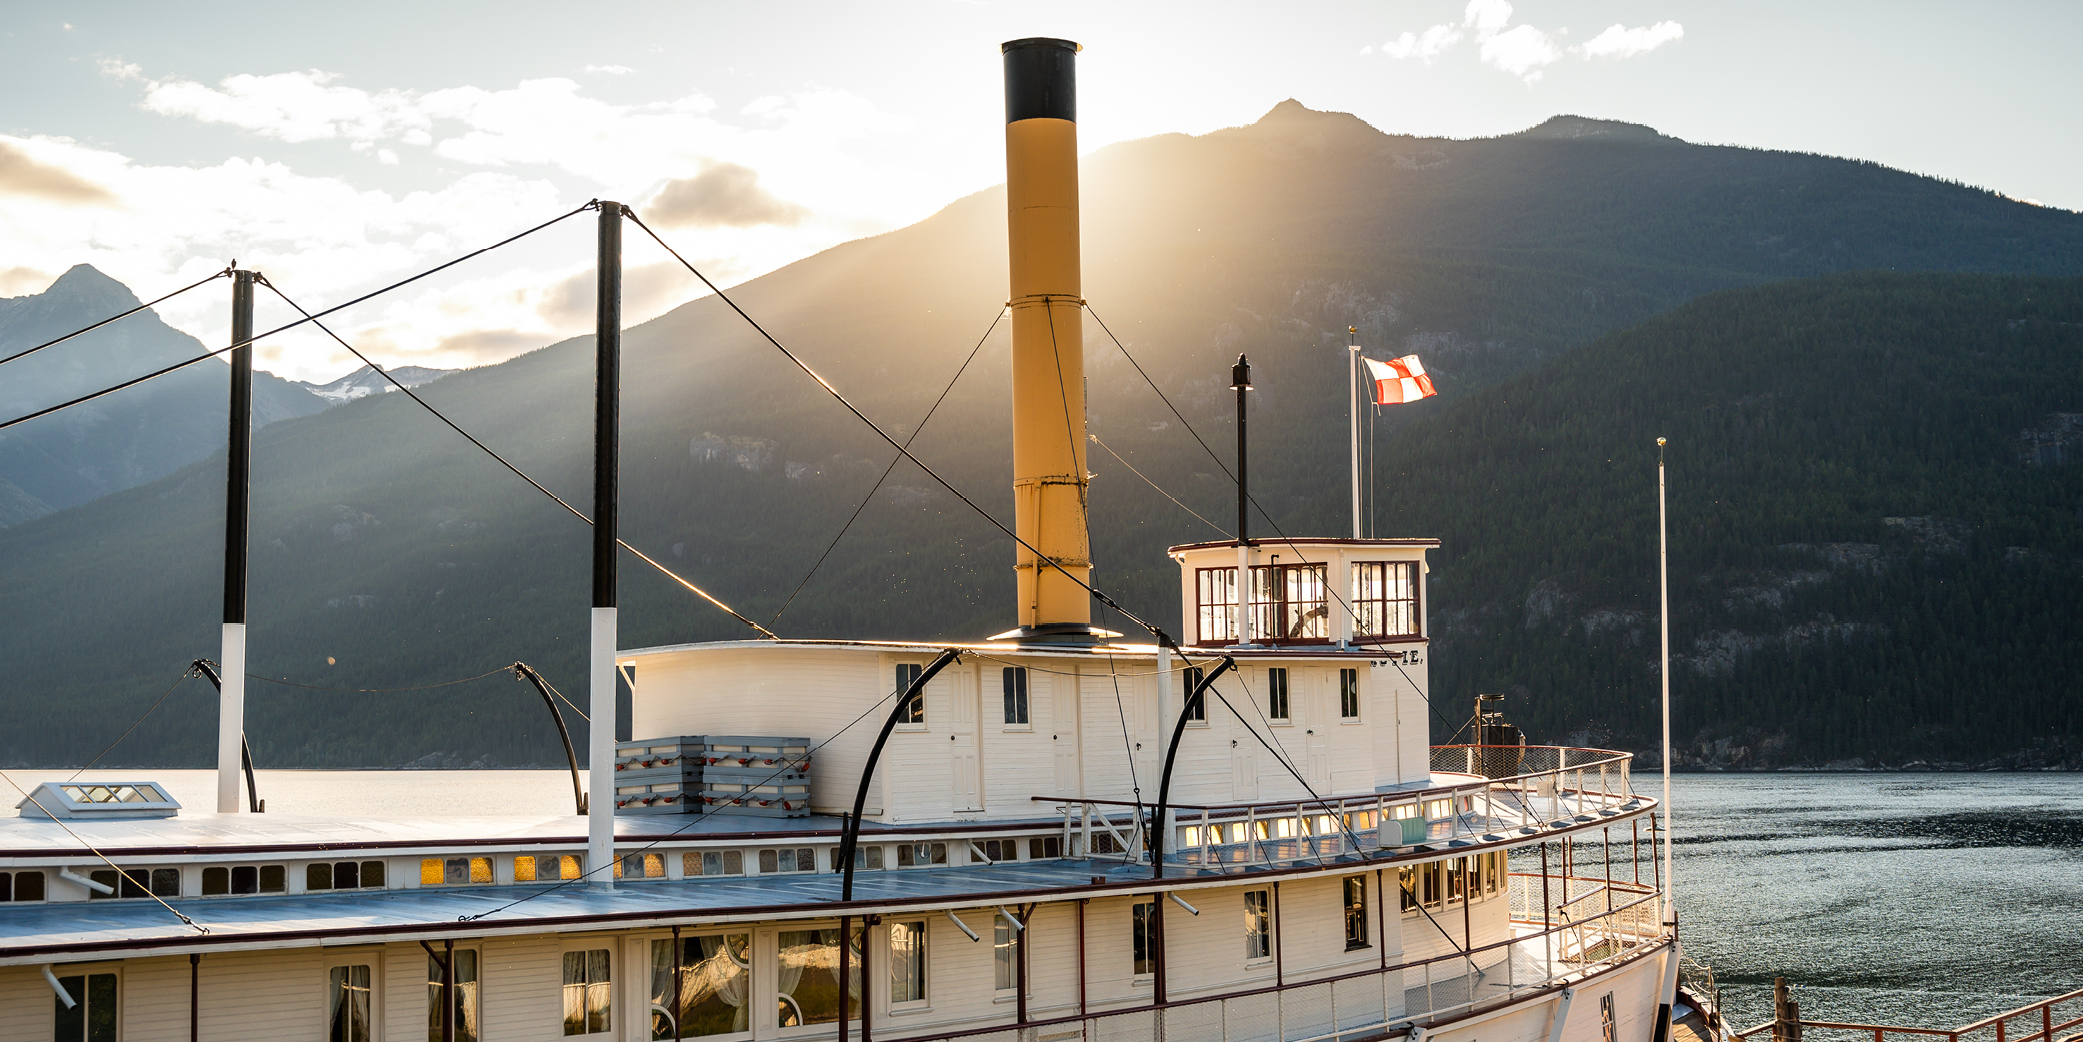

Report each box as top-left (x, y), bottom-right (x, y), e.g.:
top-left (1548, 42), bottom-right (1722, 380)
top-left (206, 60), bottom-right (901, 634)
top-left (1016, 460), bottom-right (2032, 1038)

top-left (1513, 115), bottom-right (1672, 143)
top-left (39, 264), bottom-right (143, 311)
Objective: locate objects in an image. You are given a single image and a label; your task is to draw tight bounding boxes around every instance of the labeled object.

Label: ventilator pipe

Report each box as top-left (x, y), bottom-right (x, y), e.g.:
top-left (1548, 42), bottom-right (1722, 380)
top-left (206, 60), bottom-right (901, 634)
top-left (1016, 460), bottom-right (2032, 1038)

top-left (1167, 892), bottom-right (1200, 916)
top-left (998, 906), bottom-right (1026, 932)
top-left (59, 868), bottom-right (114, 895)
top-left (43, 966), bottom-right (75, 1008)
top-left (946, 911), bottom-right (980, 942)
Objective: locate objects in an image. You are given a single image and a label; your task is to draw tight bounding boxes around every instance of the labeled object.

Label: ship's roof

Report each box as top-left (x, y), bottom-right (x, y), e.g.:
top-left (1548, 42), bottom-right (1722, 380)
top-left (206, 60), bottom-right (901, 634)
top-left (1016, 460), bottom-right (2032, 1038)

top-left (618, 637), bottom-right (1420, 661)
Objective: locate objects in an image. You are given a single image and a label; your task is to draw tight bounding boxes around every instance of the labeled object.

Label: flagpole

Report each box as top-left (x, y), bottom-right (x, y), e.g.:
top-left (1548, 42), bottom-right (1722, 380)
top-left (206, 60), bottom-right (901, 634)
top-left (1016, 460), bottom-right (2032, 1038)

top-left (1348, 327), bottom-right (1361, 538)
top-left (1656, 436), bottom-right (1673, 925)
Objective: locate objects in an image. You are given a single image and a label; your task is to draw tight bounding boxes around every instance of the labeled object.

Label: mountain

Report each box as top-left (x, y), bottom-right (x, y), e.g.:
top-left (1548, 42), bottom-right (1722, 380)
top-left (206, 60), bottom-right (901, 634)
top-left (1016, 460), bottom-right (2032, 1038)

top-left (2, 105), bottom-right (2081, 769)
top-left (0, 265), bottom-right (331, 526)
top-left (296, 364), bottom-right (458, 404)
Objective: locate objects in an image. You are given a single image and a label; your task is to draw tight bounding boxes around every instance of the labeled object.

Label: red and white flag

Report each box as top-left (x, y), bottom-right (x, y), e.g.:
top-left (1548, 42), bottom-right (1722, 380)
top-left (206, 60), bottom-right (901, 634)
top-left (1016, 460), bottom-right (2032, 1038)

top-left (1363, 355), bottom-right (1437, 405)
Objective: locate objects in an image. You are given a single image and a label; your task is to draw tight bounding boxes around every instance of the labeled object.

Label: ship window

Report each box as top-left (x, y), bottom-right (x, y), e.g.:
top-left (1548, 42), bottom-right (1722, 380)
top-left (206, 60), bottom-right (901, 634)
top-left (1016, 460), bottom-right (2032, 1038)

top-left (1028, 836), bottom-right (1062, 860)
top-left (1003, 667), bottom-right (1030, 725)
top-left (895, 663), bottom-right (925, 725)
top-left (851, 846), bottom-right (884, 870)
top-left (1182, 667), bottom-right (1208, 722)
top-left (1196, 567), bottom-right (1238, 644)
top-left (52, 971), bottom-right (118, 1042)
top-left (776, 927), bottom-right (862, 1026)
top-left (427, 948), bottom-right (480, 1042)
top-left (1340, 669), bottom-right (1360, 719)
top-left (422, 858), bottom-right (493, 886)
top-left (1421, 862), bottom-right (1442, 908)
top-left (651, 933), bottom-right (751, 1038)
top-left (1399, 867), bottom-right (1419, 912)
top-left (618, 854), bottom-right (666, 879)
top-left (562, 949), bottom-right (612, 1036)
top-left (1266, 668), bottom-right (1290, 722)
top-left (758, 848), bottom-right (815, 874)
top-left (329, 964), bottom-right (375, 1042)
top-left (88, 868), bottom-right (150, 899)
top-left (201, 864), bottom-right (284, 896)
top-left (1448, 857), bottom-right (1467, 902)
top-left (516, 855), bottom-right (584, 881)
top-left (1244, 889), bottom-right (1270, 960)
top-left (897, 842), bottom-right (947, 867)
top-left (0, 870), bottom-right (46, 901)
top-left (1351, 562), bottom-right (1419, 639)
top-left (1251, 563), bottom-right (1329, 642)
top-left (994, 914), bottom-right (1017, 993)
top-left (1131, 900), bottom-right (1156, 977)
top-left (684, 851), bottom-right (744, 877)
top-left (981, 839), bottom-right (1013, 862)
top-left (309, 860), bottom-right (386, 891)
top-left (889, 919), bottom-right (927, 1004)
top-left (1344, 876), bottom-right (1371, 950)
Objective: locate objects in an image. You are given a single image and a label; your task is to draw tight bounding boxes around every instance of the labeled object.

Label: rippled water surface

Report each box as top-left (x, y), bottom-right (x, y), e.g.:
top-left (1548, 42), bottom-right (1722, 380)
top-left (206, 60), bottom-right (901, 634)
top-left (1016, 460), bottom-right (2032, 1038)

top-left (9, 770), bottom-right (2078, 1028)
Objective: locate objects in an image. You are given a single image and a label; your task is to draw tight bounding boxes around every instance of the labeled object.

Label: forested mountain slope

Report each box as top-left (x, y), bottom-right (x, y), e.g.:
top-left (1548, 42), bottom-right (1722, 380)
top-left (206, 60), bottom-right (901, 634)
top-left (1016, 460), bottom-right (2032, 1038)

top-left (2, 102), bottom-right (2079, 768)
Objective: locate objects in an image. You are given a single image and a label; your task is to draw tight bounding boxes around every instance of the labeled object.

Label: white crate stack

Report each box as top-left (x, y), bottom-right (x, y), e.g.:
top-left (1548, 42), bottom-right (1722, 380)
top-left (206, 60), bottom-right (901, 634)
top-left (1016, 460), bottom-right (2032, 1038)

top-left (611, 736), bottom-right (707, 815)
top-left (699, 736), bottom-right (813, 818)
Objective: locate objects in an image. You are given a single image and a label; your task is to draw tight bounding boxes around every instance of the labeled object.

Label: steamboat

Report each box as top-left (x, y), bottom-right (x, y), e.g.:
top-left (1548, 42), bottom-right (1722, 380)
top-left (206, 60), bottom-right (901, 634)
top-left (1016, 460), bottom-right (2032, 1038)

top-left (1, 39), bottom-right (1701, 1042)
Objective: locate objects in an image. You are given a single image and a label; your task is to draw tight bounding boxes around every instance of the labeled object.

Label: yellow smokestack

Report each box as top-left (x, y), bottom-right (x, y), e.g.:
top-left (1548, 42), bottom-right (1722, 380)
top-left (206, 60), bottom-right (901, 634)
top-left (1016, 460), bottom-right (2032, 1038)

top-left (1002, 38), bottom-right (1094, 638)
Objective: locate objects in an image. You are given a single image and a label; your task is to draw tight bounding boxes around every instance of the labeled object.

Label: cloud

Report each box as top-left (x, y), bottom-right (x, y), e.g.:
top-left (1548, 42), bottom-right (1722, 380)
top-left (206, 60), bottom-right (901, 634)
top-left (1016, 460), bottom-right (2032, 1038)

top-left (1381, 24), bottom-right (1463, 63)
top-left (0, 140), bottom-right (117, 204)
top-left (1464, 0), bottom-right (1514, 36)
top-left (645, 162), bottom-right (809, 229)
top-left (1479, 24), bottom-right (1563, 81)
top-left (135, 69), bottom-right (430, 143)
top-left (1576, 21), bottom-right (1684, 60)
top-left (584, 65), bottom-right (634, 76)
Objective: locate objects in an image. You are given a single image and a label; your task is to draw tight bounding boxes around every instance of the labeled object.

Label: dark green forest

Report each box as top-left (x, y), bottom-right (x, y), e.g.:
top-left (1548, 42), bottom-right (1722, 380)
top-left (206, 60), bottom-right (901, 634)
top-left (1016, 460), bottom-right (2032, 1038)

top-left (3, 105), bottom-right (2080, 770)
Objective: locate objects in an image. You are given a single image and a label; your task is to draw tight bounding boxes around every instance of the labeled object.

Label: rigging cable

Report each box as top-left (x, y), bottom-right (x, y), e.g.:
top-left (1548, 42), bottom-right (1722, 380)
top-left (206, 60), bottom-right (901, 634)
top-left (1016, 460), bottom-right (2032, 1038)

top-left (623, 210), bottom-right (1177, 650)
top-left (256, 277), bottom-right (776, 641)
top-left (767, 305), bottom-right (1006, 628)
top-left (0, 267), bottom-right (231, 369)
top-left (0, 203), bottom-right (597, 434)
top-left (66, 668), bottom-right (196, 781)
top-left (0, 769), bottom-right (207, 934)
top-left (1088, 433), bottom-right (1228, 538)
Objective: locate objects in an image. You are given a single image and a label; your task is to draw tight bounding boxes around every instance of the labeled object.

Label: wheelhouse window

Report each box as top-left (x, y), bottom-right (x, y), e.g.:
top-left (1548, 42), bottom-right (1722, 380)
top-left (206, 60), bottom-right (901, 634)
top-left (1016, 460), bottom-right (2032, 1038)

top-left (53, 971), bottom-right (117, 1042)
top-left (562, 949), bottom-right (612, 1036)
top-left (1266, 668), bottom-right (1290, 722)
top-left (1339, 668), bottom-right (1360, 719)
top-left (1251, 563), bottom-right (1329, 642)
top-left (1351, 561), bottom-right (1419, 639)
top-left (776, 927), bottom-right (861, 1027)
top-left (889, 919), bottom-right (928, 1005)
top-left (427, 948), bottom-right (480, 1042)
top-left (895, 663), bottom-right (925, 725)
top-left (1196, 567), bottom-right (1238, 644)
top-left (1182, 667), bottom-right (1207, 722)
top-left (1243, 889), bottom-right (1270, 960)
top-left (651, 933), bottom-right (750, 1038)
top-left (1343, 876), bottom-right (1370, 950)
top-left (1131, 900), bottom-right (1156, 977)
top-left (1002, 667), bottom-right (1029, 725)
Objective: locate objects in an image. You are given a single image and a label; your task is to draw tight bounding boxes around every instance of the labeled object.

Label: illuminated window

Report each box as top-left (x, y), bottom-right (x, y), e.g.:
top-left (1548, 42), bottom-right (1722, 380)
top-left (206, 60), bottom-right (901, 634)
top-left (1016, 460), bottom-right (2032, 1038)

top-left (889, 920), bottom-right (928, 1004)
top-left (994, 914), bottom-right (1017, 992)
top-left (682, 851), bottom-right (743, 877)
top-left (329, 965), bottom-right (374, 1042)
top-left (776, 928), bottom-right (860, 1027)
top-left (1399, 867), bottom-right (1418, 912)
top-left (422, 858), bottom-right (492, 886)
top-left (650, 934), bottom-right (750, 1038)
top-left (618, 853), bottom-right (666, 879)
top-left (1196, 567), bottom-right (1238, 644)
top-left (516, 855), bottom-right (584, 882)
top-left (1351, 562), bottom-right (1419, 639)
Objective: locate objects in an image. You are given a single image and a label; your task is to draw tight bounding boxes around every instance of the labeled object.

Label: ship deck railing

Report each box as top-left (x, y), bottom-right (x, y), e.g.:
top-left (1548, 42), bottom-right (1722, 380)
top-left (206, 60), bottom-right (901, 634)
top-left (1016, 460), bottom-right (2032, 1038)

top-left (1034, 745), bottom-right (1640, 871)
top-left (867, 872), bottom-right (1671, 1042)
top-left (1733, 988), bottom-right (2083, 1042)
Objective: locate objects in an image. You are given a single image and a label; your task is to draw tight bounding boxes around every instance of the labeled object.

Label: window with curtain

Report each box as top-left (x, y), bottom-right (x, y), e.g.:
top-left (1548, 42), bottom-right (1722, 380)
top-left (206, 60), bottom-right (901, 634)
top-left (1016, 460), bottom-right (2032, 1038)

top-left (1243, 890), bottom-right (1270, 960)
top-left (889, 920), bottom-right (928, 1005)
top-left (1195, 567), bottom-right (1238, 644)
top-left (562, 949), bottom-right (611, 1036)
top-left (427, 950), bottom-right (480, 1042)
top-left (993, 915), bottom-right (1017, 992)
top-left (327, 965), bottom-right (373, 1042)
top-left (53, 972), bottom-right (118, 1042)
top-left (1350, 561), bottom-right (1419, 639)
top-left (775, 927), bottom-right (861, 1027)
top-left (650, 934), bottom-right (749, 1039)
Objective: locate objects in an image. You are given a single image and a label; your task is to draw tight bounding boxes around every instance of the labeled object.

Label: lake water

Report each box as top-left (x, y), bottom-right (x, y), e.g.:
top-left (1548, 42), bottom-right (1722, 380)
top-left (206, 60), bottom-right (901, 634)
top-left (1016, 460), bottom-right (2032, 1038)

top-left (9, 769), bottom-right (2078, 1029)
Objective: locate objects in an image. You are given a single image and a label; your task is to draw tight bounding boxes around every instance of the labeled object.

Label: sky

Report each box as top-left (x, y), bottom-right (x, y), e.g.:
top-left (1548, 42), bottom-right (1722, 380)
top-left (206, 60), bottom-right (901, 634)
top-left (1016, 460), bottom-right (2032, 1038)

top-left (2, 1), bottom-right (2078, 384)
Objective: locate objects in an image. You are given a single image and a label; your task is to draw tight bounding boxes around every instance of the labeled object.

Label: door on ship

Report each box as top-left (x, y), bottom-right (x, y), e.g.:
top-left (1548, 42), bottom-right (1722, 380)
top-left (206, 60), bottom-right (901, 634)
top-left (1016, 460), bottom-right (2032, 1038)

top-left (951, 667), bottom-right (981, 812)
top-left (1051, 669), bottom-right (1080, 799)
top-left (1231, 713), bottom-right (1258, 802)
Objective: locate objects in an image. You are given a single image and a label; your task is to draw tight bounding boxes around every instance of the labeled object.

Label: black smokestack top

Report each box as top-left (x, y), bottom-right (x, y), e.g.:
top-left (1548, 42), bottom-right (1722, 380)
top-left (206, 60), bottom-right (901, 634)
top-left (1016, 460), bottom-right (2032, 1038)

top-left (1002, 38), bottom-right (1078, 124)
